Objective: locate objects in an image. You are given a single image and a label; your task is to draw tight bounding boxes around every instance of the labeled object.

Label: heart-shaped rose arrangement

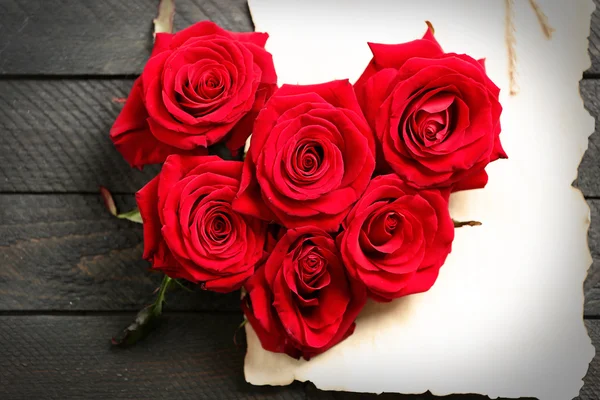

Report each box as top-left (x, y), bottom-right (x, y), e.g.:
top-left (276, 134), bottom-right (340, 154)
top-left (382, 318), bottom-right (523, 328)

top-left (106, 20), bottom-right (505, 357)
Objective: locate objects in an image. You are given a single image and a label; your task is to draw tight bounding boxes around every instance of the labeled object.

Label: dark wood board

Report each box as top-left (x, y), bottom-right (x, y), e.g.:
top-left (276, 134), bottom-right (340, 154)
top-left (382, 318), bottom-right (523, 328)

top-left (0, 313), bottom-right (305, 399)
top-left (588, 0), bottom-right (600, 77)
top-left (0, 194), bottom-right (240, 312)
top-left (584, 198), bottom-right (600, 317)
top-left (0, 78), bottom-right (599, 196)
top-left (0, 314), bottom-right (597, 399)
top-left (0, 0), bottom-right (252, 75)
top-left (0, 79), bottom-right (158, 193)
top-left (1, 0), bottom-right (600, 77)
top-left (579, 80), bottom-right (600, 198)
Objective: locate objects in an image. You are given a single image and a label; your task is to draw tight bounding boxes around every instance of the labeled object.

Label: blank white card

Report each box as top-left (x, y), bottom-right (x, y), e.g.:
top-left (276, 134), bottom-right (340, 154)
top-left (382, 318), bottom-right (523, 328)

top-left (244, 1), bottom-right (596, 399)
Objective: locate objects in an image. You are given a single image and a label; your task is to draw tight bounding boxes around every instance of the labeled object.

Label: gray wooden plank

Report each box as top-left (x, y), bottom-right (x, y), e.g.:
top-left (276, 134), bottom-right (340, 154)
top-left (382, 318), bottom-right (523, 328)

top-left (587, 0), bottom-right (600, 76)
top-left (0, 194), bottom-right (239, 311)
top-left (578, 80), bottom-right (600, 198)
top-left (0, 79), bottom-right (158, 193)
top-left (0, 314), bottom-right (598, 399)
top-left (584, 199), bottom-right (600, 317)
top-left (0, 313), bottom-right (305, 399)
top-left (0, 0), bottom-right (252, 75)
top-left (1, 0), bottom-right (600, 77)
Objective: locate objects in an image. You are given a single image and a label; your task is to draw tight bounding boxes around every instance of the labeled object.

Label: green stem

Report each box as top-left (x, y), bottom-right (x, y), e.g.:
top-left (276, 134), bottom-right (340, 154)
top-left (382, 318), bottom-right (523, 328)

top-left (111, 274), bottom-right (176, 347)
top-left (152, 275), bottom-right (172, 315)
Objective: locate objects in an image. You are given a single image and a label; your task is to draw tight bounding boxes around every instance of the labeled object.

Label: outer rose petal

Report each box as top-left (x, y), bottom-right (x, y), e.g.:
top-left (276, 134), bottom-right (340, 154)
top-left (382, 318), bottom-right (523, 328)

top-left (170, 21), bottom-right (269, 49)
top-left (242, 266), bottom-right (300, 357)
top-left (275, 80), bottom-right (365, 117)
top-left (136, 175), bottom-right (162, 261)
top-left (203, 266), bottom-right (254, 293)
top-left (244, 44), bottom-right (278, 84)
top-left (452, 169), bottom-right (489, 192)
top-left (136, 178), bottom-right (194, 282)
top-left (355, 68), bottom-right (398, 131)
top-left (110, 78), bottom-right (203, 168)
top-left (151, 33), bottom-right (174, 57)
top-left (367, 28), bottom-right (443, 70)
top-left (392, 266), bottom-right (440, 298)
top-left (232, 156), bottom-right (278, 222)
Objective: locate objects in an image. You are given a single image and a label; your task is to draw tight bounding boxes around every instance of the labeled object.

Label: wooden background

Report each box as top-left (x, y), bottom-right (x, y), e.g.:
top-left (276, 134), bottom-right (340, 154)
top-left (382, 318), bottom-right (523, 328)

top-left (0, 0), bottom-right (599, 398)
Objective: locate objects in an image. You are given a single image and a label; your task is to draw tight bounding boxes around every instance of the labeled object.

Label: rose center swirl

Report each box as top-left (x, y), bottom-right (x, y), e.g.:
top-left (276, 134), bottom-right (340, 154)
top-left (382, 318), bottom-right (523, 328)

top-left (384, 211), bottom-right (401, 233)
top-left (363, 208), bottom-right (406, 249)
top-left (292, 242), bottom-right (330, 300)
top-left (174, 61), bottom-right (232, 118)
top-left (199, 204), bottom-right (235, 248)
top-left (405, 91), bottom-right (457, 148)
top-left (286, 139), bottom-right (328, 186)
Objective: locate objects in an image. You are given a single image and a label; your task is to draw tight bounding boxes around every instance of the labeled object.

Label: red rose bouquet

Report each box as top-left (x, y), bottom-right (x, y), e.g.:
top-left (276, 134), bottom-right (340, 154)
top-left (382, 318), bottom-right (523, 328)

top-left (102, 7), bottom-right (504, 357)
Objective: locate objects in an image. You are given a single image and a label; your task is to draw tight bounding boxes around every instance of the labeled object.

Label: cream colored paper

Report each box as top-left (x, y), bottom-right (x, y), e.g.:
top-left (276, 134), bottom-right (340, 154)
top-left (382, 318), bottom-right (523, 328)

top-left (244, 1), bottom-right (596, 399)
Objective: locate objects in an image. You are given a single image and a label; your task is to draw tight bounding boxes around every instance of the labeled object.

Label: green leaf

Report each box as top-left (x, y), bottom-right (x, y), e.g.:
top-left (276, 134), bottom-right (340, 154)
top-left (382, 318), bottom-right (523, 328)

top-left (172, 279), bottom-right (195, 293)
top-left (111, 305), bottom-right (161, 347)
top-left (117, 209), bottom-right (143, 224)
top-left (111, 275), bottom-right (173, 348)
top-left (100, 187), bottom-right (141, 223)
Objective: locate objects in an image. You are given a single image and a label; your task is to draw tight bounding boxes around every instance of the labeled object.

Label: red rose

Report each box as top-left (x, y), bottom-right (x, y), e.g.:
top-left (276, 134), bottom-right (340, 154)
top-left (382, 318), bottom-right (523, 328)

top-left (338, 174), bottom-right (454, 302)
top-left (111, 21), bottom-right (278, 168)
top-left (242, 226), bottom-right (367, 359)
top-left (233, 80), bottom-right (376, 232)
top-left (354, 26), bottom-right (506, 191)
top-left (136, 155), bottom-right (267, 292)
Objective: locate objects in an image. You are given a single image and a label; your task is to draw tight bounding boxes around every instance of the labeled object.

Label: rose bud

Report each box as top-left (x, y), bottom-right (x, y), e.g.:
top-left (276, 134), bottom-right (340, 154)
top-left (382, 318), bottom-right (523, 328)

top-left (243, 226), bottom-right (367, 359)
top-left (233, 80), bottom-right (376, 232)
top-left (354, 25), bottom-right (506, 191)
top-left (111, 21), bottom-right (278, 168)
top-left (338, 174), bottom-right (454, 302)
top-left (136, 155), bottom-right (267, 292)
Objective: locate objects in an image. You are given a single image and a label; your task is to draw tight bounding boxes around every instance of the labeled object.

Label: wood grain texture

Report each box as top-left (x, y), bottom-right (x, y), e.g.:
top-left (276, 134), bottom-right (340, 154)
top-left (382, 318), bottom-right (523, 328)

top-left (0, 314), bottom-right (597, 400)
top-left (584, 199), bottom-right (600, 317)
top-left (0, 0), bottom-right (252, 75)
top-left (0, 194), bottom-right (239, 311)
top-left (0, 313), bottom-right (305, 399)
top-left (587, 0), bottom-right (600, 76)
top-left (0, 79), bottom-right (159, 193)
top-left (579, 80), bottom-right (600, 198)
top-left (0, 0), bottom-right (599, 77)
